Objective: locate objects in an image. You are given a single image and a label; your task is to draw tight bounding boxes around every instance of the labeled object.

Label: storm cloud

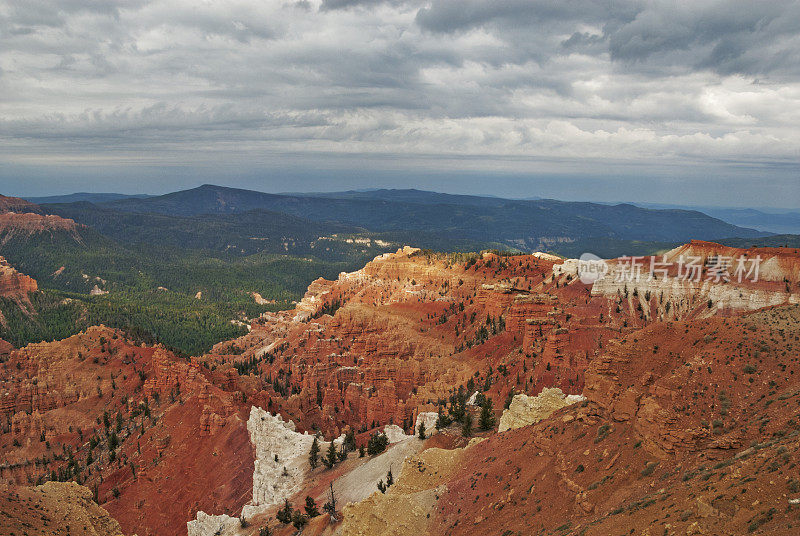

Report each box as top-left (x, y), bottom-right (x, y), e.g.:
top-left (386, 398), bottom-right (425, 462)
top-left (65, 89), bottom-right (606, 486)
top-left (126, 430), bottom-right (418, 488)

top-left (0, 0), bottom-right (799, 203)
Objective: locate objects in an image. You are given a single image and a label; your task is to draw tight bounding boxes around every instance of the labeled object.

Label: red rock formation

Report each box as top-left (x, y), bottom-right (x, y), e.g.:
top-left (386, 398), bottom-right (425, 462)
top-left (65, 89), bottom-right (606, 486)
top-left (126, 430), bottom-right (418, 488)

top-left (0, 256), bottom-right (37, 297)
top-left (3, 242), bottom-right (798, 536)
top-left (0, 194), bottom-right (41, 214)
top-left (204, 247), bottom-right (626, 437)
top-left (0, 326), bottom-right (253, 536)
top-left (202, 241), bottom-right (800, 444)
top-left (0, 212), bottom-right (81, 237)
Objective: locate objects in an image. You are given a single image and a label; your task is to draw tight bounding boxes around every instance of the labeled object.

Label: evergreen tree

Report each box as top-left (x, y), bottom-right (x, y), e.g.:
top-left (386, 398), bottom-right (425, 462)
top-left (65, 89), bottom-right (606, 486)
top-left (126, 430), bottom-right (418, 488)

top-left (309, 436), bottom-right (320, 469)
top-left (479, 398), bottom-right (496, 431)
top-left (108, 432), bottom-right (119, 451)
top-left (449, 387), bottom-right (467, 422)
top-left (435, 408), bottom-right (452, 429)
top-left (305, 496), bottom-right (319, 518)
top-left (482, 374), bottom-right (492, 391)
top-left (462, 413), bottom-right (473, 437)
top-left (418, 421), bottom-right (426, 440)
top-left (323, 482), bottom-right (338, 521)
top-left (344, 429), bottom-right (356, 451)
top-left (366, 432), bottom-right (389, 456)
top-left (276, 499), bottom-right (292, 524)
top-left (291, 510), bottom-right (308, 530)
top-left (323, 440), bottom-right (337, 469)
top-left (504, 388), bottom-right (515, 409)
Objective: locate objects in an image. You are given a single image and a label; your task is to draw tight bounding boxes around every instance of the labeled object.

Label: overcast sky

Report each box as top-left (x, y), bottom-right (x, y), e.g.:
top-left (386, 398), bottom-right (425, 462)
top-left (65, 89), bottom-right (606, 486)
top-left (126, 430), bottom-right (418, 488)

top-left (1, 0), bottom-right (799, 207)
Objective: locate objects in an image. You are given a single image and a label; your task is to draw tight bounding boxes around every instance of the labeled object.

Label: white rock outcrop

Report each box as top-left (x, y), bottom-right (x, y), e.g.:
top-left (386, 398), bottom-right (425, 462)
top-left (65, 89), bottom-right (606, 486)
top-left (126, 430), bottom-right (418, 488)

top-left (89, 284), bottom-right (108, 296)
top-left (186, 512), bottom-right (240, 536)
top-left (382, 414), bottom-right (438, 443)
top-left (552, 259), bottom-right (580, 277)
top-left (383, 424), bottom-right (411, 444)
top-left (242, 406), bottom-right (343, 519)
top-left (187, 407), bottom-right (350, 534)
top-left (532, 251), bottom-right (562, 261)
top-left (571, 243), bottom-right (800, 319)
top-left (414, 411), bottom-right (439, 437)
top-left (498, 388), bottom-right (585, 433)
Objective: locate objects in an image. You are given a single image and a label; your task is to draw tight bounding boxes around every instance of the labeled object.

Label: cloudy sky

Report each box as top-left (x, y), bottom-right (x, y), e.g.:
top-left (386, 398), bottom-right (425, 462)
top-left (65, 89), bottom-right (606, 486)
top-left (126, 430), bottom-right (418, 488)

top-left (1, 0), bottom-right (799, 206)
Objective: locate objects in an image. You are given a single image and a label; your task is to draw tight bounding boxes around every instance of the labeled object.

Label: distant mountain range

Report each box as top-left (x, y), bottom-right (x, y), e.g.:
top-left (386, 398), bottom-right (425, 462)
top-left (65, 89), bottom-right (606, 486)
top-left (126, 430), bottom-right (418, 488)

top-left (12, 184), bottom-right (799, 262)
top-left (23, 189), bottom-right (800, 236)
top-left (69, 184), bottom-right (767, 251)
top-left (25, 192), bottom-right (152, 204)
top-left (630, 202), bottom-right (800, 235)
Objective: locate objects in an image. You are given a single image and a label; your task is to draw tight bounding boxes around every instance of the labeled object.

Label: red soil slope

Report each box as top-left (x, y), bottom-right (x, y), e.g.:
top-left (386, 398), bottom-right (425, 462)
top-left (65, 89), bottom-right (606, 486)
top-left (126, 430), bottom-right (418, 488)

top-left (354, 306), bottom-right (800, 535)
top-left (0, 326), bottom-right (254, 536)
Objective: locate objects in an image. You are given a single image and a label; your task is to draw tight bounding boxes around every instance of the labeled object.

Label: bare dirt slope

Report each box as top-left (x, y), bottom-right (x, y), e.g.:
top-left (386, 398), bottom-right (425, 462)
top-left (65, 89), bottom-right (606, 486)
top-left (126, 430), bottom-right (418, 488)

top-left (0, 481), bottom-right (125, 536)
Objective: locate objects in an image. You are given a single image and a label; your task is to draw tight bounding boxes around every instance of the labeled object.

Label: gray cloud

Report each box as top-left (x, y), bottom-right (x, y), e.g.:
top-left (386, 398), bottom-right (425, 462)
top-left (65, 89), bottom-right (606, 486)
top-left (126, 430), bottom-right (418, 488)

top-left (607, 1), bottom-right (800, 76)
top-left (415, 0), bottom-right (625, 34)
top-left (0, 0), bottom-right (799, 204)
top-left (319, 0), bottom-right (415, 11)
top-left (319, 0), bottom-right (382, 10)
top-left (415, 0), bottom-right (800, 77)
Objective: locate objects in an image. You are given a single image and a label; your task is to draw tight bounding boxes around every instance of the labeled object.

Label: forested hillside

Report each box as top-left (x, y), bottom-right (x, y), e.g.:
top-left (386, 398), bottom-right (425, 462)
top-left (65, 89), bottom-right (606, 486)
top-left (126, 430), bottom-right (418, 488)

top-left (102, 184), bottom-right (768, 245)
top-left (0, 197), bottom-right (384, 354)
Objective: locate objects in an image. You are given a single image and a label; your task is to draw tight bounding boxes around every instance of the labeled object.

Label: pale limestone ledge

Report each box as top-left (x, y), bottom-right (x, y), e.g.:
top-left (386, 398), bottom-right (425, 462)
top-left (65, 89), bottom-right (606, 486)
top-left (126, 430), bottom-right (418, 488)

top-left (186, 513), bottom-right (240, 536)
top-left (498, 388), bottom-right (585, 433)
top-left (591, 275), bottom-right (799, 313)
top-left (553, 254), bottom-right (798, 318)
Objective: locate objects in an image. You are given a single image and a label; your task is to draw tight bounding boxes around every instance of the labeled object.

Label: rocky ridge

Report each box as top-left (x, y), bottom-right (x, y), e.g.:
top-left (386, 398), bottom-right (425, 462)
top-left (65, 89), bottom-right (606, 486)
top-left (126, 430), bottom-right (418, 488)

top-left (0, 325), bottom-right (254, 536)
top-left (0, 212), bottom-right (83, 244)
top-left (585, 241), bottom-right (800, 321)
top-left (0, 194), bottom-right (42, 215)
top-left (204, 246), bottom-right (623, 439)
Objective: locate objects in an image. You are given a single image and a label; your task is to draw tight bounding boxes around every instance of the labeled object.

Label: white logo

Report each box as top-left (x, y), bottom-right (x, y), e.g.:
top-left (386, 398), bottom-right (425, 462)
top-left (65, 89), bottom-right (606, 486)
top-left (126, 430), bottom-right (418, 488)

top-left (578, 253), bottom-right (608, 284)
